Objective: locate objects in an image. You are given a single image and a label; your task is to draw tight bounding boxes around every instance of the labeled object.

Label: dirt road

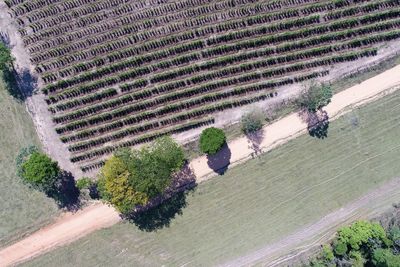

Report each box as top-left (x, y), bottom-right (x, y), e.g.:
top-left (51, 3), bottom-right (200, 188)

top-left (1, 65), bottom-right (400, 266)
top-left (0, 203), bottom-right (119, 266)
top-left (191, 64), bottom-right (400, 181)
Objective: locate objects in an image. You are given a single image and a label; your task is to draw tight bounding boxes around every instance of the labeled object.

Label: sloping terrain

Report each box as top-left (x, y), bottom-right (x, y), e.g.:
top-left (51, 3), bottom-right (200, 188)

top-left (4, 0), bottom-right (400, 172)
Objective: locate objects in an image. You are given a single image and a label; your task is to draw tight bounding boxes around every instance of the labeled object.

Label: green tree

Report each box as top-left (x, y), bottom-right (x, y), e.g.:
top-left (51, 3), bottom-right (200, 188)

top-left (349, 250), bottom-right (365, 267)
top-left (241, 109), bottom-right (264, 134)
top-left (372, 248), bottom-right (400, 267)
top-left (21, 151), bottom-right (60, 193)
top-left (75, 177), bottom-right (92, 190)
top-left (334, 221), bottom-right (391, 255)
top-left (0, 42), bottom-right (14, 71)
top-left (298, 83), bottom-right (333, 112)
top-left (199, 127), bottom-right (226, 155)
top-left (98, 156), bottom-right (148, 214)
top-left (98, 136), bottom-right (185, 214)
top-left (321, 244), bottom-right (334, 262)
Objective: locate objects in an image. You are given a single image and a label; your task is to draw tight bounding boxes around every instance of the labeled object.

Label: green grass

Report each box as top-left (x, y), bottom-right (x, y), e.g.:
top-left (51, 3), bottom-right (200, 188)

top-left (0, 77), bottom-right (58, 246)
top-left (22, 89), bottom-right (400, 266)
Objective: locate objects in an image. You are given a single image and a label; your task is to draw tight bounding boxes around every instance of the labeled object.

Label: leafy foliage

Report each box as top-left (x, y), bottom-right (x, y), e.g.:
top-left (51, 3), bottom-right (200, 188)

top-left (298, 83), bottom-right (333, 112)
top-left (372, 248), bottom-right (400, 267)
top-left (75, 177), bottom-right (92, 190)
top-left (335, 220), bottom-right (391, 253)
top-left (0, 42), bottom-right (14, 71)
top-left (241, 109), bottom-right (264, 134)
top-left (20, 151), bottom-right (60, 193)
top-left (98, 156), bottom-right (148, 214)
top-left (16, 145), bottom-right (38, 179)
top-left (98, 136), bottom-right (185, 214)
top-left (199, 127), bottom-right (226, 155)
top-left (309, 219), bottom-right (400, 267)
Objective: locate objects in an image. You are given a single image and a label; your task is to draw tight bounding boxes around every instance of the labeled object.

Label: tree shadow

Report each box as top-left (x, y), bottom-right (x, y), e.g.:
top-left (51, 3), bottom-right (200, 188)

top-left (0, 32), bottom-right (11, 47)
top-left (300, 109), bottom-right (330, 139)
top-left (246, 129), bottom-right (264, 158)
top-left (126, 164), bottom-right (196, 232)
top-left (1, 68), bottom-right (36, 101)
top-left (49, 171), bottom-right (81, 211)
top-left (206, 143), bottom-right (232, 175)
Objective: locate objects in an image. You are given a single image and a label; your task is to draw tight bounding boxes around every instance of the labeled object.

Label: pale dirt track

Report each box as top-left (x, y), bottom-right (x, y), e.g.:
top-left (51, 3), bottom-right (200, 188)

top-left (0, 65), bottom-right (400, 266)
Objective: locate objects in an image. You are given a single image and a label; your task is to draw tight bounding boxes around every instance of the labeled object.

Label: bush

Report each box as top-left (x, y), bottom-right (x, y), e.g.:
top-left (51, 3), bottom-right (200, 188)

top-left (199, 127), bottom-right (226, 155)
top-left (241, 109), bottom-right (264, 134)
top-left (76, 177), bottom-right (92, 190)
top-left (98, 136), bottom-right (185, 215)
top-left (298, 82), bottom-right (333, 112)
top-left (20, 151), bottom-right (60, 193)
top-left (16, 145), bottom-right (38, 178)
top-left (0, 42), bottom-right (14, 71)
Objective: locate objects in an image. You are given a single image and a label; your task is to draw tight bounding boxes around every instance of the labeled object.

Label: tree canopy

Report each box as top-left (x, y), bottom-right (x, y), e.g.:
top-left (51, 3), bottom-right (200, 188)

top-left (372, 248), bottom-right (400, 267)
top-left (21, 151), bottom-right (60, 193)
top-left (335, 220), bottom-right (391, 254)
top-left (98, 136), bottom-right (185, 214)
top-left (298, 83), bottom-right (333, 112)
top-left (199, 127), bottom-right (226, 155)
top-left (0, 42), bottom-right (14, 71)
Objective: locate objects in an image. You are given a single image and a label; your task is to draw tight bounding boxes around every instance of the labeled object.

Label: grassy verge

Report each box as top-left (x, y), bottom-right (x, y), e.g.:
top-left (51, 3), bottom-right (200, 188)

top-left (22, 88), bottom-right (400, 266)
top-left (0, 77), bottom-right (58, 246)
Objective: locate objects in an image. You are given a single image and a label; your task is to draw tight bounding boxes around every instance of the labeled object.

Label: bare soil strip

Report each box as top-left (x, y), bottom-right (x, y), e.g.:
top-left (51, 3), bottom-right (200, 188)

top-left (0, 65), bottom-right (399, 266)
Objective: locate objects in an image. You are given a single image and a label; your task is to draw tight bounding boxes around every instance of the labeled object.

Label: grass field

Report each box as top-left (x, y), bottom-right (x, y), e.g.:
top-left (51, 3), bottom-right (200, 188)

top-left (22, 89), bottom-right (400, 266)
top-left (0, 78), bottom-right (58, 246)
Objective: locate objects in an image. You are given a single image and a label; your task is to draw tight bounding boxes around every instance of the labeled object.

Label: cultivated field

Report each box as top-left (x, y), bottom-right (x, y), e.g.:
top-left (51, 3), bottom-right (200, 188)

top-left (21, 89), bottom-right (400, 266)
top-left (0, 78), bottom-right (58, 246)
top-left (4, 0), bottom-right (400, 173)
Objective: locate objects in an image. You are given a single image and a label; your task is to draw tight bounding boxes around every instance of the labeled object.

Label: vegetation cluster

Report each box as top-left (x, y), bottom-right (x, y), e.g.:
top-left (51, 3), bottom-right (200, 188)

top-left (309, 220), bottom-right (400, 267)
top-left (98, 136), bottom-right (185, 214)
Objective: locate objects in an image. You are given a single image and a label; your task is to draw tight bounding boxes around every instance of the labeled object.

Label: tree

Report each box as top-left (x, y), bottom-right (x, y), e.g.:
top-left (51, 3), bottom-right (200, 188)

top-left (298, 82), bottom-right (333, 112)
top-left (75, 177), bottom-right (92, 190)
top-left (98, 136), bottom-right (185, 214)
top-left (21, 151), bottom-right (60, 193)
top-left (0, 42), bottom-right (14, 71)
top-left (334, 221), bottom-right (391, 255)
top-left (372, 248), bottom-right (400, 267)
top-left (98, 156), bottom-right (148, 214)
top-left (199, 127), bottom-right (226, 155)
top-left (241, 109), bottom-right (264, 134)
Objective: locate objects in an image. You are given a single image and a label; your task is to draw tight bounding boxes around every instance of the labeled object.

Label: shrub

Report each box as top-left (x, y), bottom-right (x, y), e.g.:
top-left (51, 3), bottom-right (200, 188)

top-left (0, 42), bottom-right (14, 71)
top-left (76, 177), bottom-right (92, 190)
top-left (20, 151), bottom-right (60, 193)
top-left (298, 82), bottom-right (333, 112)
top-left (199, 127), bottom-right (226, 155)
top-left (16, 145), bottom-right (38, 178)
top-left (241, 109), bottom-right (264, 134)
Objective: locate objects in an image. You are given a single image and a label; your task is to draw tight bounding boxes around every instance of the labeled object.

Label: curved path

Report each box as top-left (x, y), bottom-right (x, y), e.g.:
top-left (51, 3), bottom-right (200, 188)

top-left (1, 65), bottom-right (400, 266)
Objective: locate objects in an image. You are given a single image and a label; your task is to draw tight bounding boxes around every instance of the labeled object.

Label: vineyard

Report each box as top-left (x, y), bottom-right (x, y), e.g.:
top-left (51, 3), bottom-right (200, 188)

top-left (5, 0), bottom-right (400, 172)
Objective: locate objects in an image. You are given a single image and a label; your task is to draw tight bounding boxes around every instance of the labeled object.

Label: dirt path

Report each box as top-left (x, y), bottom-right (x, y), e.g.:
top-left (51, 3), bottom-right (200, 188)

top-left (191, 64), bottom-right (400, 181)
top-left (0, 203), bottom-right (120, 266)
top-left (0, 65), bottom-right (400, 266)
top-left (220, 176), bottom-right (400, 267)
